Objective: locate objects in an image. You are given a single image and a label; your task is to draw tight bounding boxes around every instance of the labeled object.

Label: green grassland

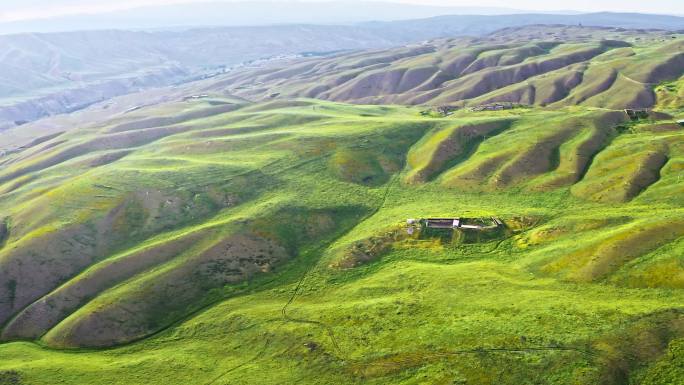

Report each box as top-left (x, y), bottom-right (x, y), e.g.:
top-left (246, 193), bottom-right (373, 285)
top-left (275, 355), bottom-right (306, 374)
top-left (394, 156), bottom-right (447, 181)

top-left (0, 90), bottom-right (683, 385)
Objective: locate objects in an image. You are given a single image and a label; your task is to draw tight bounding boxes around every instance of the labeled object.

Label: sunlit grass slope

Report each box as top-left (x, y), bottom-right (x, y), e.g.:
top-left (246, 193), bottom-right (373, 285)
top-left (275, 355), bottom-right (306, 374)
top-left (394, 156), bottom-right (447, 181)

top-left (0, 95), bottom-right (683, 385)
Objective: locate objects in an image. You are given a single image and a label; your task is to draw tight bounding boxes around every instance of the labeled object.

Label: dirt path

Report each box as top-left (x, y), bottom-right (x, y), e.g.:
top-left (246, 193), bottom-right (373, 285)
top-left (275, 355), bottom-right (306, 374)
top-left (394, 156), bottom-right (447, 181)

top-left (203, 336), bottom-right (272, 385)
top-left (278, 173), bottom-right (400, 357)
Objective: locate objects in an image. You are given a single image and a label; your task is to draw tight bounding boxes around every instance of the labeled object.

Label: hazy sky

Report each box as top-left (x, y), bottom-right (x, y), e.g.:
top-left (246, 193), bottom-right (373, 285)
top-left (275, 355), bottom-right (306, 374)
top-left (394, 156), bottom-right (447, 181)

top-left (0, 0), bottom-right (682, 23)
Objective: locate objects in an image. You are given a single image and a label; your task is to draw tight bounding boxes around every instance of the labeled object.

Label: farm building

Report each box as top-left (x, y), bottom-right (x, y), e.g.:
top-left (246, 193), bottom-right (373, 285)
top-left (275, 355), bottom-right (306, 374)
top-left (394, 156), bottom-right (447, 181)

top-left (469, 103), bottom-right (521, 112)
top-left (407, 217), bottom-right (503, 232)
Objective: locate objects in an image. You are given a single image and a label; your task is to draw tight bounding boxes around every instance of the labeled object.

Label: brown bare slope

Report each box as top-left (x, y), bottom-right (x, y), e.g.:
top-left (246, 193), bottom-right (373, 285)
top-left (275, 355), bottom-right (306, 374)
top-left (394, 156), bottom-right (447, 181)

top-left (40, 205), bottom-right (367, 348)
top-left (0, 230), bottom-right (206, 340)
top-left (42, 228), bottom-right (290, 348)
top-left (200, 27), bottom-right (683, 109)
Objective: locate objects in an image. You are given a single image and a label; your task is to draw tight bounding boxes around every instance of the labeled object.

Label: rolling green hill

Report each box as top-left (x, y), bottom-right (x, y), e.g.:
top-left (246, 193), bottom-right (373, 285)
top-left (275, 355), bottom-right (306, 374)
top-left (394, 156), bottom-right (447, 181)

top-left (214, 26), bottom-right (684, 110)
top-left (0, 26), bottom-right (683, 385)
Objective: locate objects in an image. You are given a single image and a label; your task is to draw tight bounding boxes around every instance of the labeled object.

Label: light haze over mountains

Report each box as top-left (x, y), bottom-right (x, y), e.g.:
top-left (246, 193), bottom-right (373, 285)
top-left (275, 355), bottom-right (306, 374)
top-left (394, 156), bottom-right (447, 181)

top-left (0, 1), bottom-right (682, 34)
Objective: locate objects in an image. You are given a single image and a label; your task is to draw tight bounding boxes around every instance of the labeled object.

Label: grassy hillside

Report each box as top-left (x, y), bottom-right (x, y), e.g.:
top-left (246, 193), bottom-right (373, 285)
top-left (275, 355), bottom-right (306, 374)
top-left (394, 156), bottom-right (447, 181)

top-left (211, 27), bottom-right (684, 110)
top-left (0, 86), bottom-right (683, 384)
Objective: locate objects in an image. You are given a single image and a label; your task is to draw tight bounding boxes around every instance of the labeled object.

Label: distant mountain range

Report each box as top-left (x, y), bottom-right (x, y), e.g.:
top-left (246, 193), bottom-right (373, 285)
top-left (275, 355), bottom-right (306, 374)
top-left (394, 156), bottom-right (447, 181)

top-left (0, 1), bottom-right (563, 34)
top-left (200, 26), bottom-right (684, 109)
top-left (3, 1), bottom-right (681, 35)
top-left (0, 11), bottom-right (682, 131)
top-left (365, 12), bottom-right (684, 37)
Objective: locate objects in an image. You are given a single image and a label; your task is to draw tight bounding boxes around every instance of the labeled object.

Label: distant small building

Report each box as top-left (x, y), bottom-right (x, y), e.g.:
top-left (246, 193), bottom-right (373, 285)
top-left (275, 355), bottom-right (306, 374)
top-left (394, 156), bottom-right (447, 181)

top-left (183, 94), bottom-right (209, 101)
top-left (425, 218), bottom-right (460, 229)
top-left (407, 217), bottom-right (503, 232)
top-left (677, 119), bottom-right (684, 127)
top-left (469, 102), bottom-right (519, 112)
